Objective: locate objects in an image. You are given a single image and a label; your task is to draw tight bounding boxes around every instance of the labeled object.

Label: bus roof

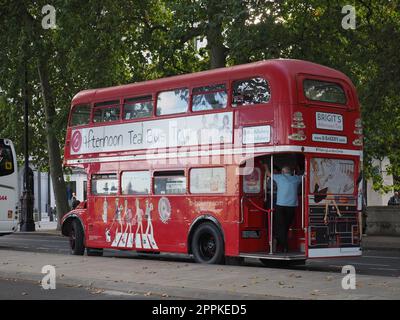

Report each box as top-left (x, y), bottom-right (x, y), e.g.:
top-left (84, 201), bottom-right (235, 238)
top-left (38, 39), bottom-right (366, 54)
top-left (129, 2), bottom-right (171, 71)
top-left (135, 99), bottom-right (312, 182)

top-left (71, 59), bottom-right (354, 106)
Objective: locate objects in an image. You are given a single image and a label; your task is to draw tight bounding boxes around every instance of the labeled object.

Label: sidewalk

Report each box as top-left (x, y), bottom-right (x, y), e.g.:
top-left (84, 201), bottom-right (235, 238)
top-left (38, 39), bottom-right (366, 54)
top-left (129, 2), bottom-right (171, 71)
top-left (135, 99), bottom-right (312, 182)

top-left (17, 221), bottom-right (61, 236)
top-left (362, 236), bottom-right (400, 252)
top-left (0, 249), bottom-right (399, 300)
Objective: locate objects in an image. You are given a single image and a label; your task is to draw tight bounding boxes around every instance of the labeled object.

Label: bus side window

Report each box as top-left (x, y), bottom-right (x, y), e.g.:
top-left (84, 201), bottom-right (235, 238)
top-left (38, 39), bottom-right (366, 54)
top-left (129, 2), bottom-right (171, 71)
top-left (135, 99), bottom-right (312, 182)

top-left (192, 84), bottom-right (227, 112)
top-left (93, 100), bottom-right (120, 123)
top-left (121, 171), bottom-right (151, 195)
top-left (156, 88), bottom-right (189, 116)
top-left (70, 104), bottom-right (91, 127)
top-left (190, 167), bottom-right (226, 193)
top-left (232, 77), bottom-right (270, 107)
top-left (91, 174), bottom-right (118, 195)
top-left (123, 96), bottom-right (153, 120)
top-left (154, 170), bottom-right (186, 195)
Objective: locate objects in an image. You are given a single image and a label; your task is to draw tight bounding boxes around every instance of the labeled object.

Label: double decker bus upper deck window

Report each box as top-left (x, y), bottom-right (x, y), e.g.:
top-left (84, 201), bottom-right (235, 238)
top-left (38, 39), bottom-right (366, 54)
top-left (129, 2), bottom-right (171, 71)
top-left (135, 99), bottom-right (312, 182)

top-left (303, 79), bottom-right (346, 104)
top-left (70, 104), bottom-right (91, 127)
top-left (192, 84), bottom-right (227, 111)
top-left (156, 88), bottom-right (189, 116)
top-left (232, 77), bottom-right (270, 107)
top-left (123, 96), bottom-right (153, 120)
top-left (154, 170), bottom-right (186, 195)
top-left (0, 140), bottom-right (14, 176)
top-left (91, 174), bottom-right (118, 195)
top-left (93, 100), bottom-right (120, 123)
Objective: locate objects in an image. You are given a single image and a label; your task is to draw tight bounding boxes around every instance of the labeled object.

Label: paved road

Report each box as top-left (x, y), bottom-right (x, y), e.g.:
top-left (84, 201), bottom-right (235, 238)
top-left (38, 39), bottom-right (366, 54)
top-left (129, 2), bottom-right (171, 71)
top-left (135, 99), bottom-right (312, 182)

top-left (0, 233), bottom-right (399, 278)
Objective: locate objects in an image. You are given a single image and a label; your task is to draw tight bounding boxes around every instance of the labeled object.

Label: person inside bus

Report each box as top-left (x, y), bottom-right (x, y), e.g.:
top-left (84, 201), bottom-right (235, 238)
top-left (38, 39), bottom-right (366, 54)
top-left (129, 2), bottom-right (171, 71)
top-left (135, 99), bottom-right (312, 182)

top-left (71, 192), bottom-right (80, 210)
top-left (264, 164), bottom-right (302, 253)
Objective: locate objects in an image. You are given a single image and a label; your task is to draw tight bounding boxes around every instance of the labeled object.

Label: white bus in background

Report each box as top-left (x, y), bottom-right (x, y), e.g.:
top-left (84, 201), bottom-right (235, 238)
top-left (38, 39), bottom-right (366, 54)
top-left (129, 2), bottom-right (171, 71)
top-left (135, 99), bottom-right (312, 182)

top-left (0, 139), bottom-right (19, 235)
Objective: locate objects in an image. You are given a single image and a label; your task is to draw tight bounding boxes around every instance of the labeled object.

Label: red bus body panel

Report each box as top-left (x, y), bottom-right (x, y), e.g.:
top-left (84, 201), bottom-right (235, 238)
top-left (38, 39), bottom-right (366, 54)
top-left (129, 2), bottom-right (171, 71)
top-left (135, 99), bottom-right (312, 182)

top-left (63, 59), bottom-right (362, 259)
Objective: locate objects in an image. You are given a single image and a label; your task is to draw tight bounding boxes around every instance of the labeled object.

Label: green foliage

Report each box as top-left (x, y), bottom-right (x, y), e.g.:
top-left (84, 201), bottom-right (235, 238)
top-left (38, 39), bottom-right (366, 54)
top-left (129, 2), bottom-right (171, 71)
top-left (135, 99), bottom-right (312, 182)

top-left (0, 0), bottom-right (399, 193)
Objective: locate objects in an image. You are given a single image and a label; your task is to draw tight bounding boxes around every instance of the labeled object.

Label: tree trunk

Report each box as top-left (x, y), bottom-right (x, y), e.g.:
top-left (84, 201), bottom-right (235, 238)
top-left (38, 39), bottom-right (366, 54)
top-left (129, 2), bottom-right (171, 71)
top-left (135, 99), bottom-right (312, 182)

top-left (37, 57), bottom-right (69, 230)
top-left (206, 0), bottom-right (227, 69)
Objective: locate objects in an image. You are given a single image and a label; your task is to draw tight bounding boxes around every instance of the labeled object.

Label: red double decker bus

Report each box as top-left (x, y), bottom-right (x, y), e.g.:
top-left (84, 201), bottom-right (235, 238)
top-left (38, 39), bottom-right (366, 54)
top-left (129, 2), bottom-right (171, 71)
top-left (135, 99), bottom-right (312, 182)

top-left (61, 59), bottom-right (363, 264)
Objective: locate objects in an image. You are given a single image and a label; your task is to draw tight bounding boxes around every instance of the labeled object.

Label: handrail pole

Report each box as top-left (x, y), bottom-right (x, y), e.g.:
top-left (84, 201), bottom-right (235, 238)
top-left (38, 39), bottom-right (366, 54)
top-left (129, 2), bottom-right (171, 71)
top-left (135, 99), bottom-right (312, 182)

top-left (301, 175), bottom-right (305, 230)
top-left (240, 196), bottom-right (244, 223)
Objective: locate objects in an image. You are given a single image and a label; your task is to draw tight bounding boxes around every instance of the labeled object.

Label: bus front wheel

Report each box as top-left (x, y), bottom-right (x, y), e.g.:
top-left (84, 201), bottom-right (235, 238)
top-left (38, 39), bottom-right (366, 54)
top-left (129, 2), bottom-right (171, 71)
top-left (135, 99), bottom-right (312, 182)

top-left (191, 222), bottom-right (224, 264)
top-left (69, 219), bottom-right (85, 255)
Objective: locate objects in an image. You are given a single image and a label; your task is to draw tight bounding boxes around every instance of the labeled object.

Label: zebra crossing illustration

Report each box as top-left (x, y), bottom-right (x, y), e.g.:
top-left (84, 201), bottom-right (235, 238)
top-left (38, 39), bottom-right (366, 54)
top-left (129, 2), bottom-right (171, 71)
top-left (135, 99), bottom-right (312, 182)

top-left (106, 198), bottom-right (159, 249)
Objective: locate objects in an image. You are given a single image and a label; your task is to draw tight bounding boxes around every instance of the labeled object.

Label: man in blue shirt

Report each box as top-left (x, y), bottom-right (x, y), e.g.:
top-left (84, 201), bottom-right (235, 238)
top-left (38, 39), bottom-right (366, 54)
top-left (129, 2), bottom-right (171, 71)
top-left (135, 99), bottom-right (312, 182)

top-left (265, 165), bottom-right (302, 253)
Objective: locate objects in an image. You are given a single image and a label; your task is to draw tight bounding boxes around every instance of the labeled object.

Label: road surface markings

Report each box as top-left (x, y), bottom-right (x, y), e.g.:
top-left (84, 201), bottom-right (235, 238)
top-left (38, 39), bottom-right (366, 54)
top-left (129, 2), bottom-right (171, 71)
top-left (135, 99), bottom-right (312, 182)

top-left (328, 262), bottom-right (391, 268)
top-left (346, 262), bottom-right (390, 267)
top-left (369, 268), bottom-right (399, 271)
top-left (363, 255), bottom-right (400, 260)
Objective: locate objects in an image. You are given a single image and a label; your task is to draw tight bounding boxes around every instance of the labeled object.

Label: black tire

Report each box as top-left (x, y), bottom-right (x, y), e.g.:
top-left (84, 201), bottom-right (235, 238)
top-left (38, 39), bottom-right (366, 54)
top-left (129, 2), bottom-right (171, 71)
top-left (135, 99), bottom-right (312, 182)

top-left (69, 219), bottom-right (85, 255)
top-left (191, 222), bottom-right (224, 264)
top-left (87, 248), bottom-right (103, 256)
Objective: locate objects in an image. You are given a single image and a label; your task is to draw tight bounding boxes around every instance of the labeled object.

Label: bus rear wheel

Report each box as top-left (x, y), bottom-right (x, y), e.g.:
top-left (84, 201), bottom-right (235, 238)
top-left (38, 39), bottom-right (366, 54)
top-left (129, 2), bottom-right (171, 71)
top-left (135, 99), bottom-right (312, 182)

top-left (69, 219), bottom-right (85, 255)
top-left (87, 248), bottom-right (103, 256)
top-left (191, 222), bottom-right (224, 264)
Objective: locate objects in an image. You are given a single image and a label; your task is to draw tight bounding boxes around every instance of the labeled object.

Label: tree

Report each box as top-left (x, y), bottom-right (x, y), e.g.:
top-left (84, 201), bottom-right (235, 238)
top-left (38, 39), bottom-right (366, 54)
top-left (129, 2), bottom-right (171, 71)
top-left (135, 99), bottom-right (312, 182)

top-left (0, 0), bottom-right (165, 225)
top-left (1, 0), bottom-right (399, 205)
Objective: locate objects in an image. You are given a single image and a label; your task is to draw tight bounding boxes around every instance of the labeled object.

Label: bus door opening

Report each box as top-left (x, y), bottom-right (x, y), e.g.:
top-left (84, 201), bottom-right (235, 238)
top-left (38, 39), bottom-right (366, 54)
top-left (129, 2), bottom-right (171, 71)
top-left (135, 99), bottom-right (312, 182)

top-left (240, 153), bottom-right (305, 255)
top-left (263, 153), bottom-right (306, 254)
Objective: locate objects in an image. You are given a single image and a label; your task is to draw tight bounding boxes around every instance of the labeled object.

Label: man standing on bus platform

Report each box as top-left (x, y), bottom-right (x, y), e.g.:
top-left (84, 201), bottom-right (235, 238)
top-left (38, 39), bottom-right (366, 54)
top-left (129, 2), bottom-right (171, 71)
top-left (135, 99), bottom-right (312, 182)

top-left (265, 165), bottom-right (302, 253)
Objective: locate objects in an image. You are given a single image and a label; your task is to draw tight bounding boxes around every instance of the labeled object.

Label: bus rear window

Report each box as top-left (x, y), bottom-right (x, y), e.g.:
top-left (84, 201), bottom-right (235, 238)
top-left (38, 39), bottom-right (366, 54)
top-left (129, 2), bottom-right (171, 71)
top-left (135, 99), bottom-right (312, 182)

top-left (303, 79), bottom-right (346, 105)
top-left (70, 104), bottom-right (91, 127)
top-left (0, 140), bottom-right (14, 176)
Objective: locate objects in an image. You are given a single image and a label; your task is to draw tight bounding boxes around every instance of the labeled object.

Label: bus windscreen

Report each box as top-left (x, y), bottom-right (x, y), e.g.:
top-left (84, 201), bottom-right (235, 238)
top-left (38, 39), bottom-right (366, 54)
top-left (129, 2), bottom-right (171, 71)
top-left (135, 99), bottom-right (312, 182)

top-left (0, 140), bottom-right (14, 176)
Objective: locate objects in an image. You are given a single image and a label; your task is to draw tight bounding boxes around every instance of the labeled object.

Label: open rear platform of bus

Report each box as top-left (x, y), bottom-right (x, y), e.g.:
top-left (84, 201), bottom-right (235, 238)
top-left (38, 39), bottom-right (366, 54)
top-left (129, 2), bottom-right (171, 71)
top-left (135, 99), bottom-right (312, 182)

top-left (238, 152), bottom-right (361, 263)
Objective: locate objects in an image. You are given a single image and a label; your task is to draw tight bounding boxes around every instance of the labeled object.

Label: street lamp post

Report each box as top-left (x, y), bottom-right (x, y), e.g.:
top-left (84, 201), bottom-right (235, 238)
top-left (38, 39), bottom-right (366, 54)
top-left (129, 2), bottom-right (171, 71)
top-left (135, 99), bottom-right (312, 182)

top-left (19, 67), bottom-right (35, 232)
